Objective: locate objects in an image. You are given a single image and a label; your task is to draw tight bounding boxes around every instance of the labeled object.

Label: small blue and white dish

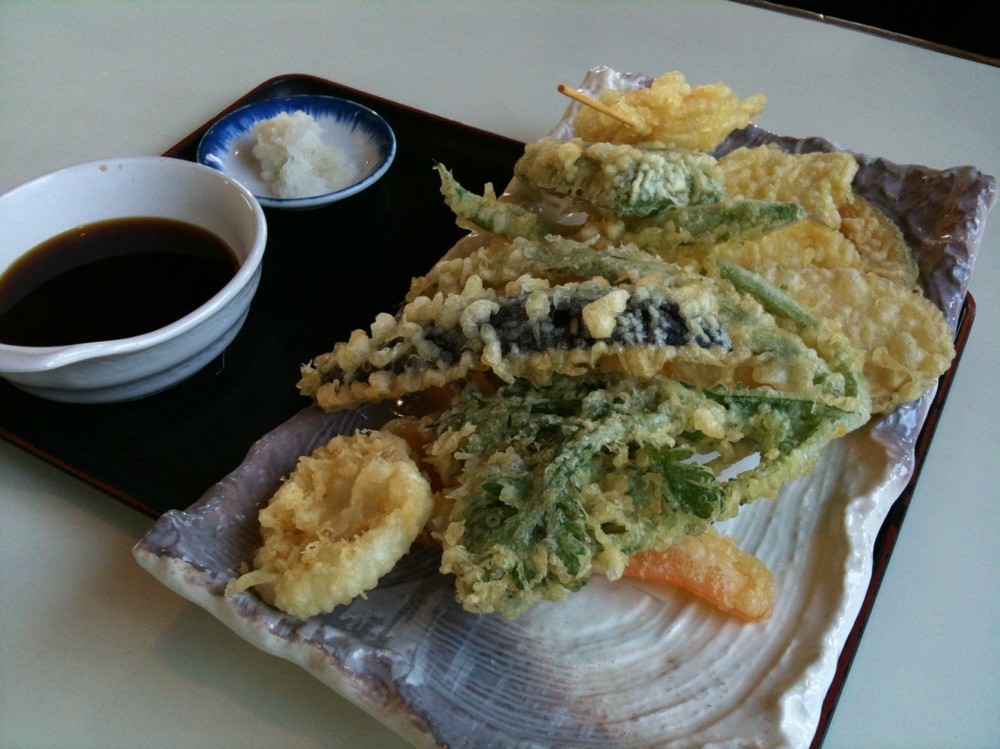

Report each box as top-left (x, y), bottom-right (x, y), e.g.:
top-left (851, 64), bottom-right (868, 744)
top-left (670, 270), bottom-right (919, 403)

top-left (197, 95), bottom-right (396, 210)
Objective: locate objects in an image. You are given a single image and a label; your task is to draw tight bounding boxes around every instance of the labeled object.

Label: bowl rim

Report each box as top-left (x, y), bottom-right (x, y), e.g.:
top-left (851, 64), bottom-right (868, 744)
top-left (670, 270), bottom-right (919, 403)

top-left (0, 155), bottom-right (268, 373)
top-left (195, 93), bottom-right (397, 209)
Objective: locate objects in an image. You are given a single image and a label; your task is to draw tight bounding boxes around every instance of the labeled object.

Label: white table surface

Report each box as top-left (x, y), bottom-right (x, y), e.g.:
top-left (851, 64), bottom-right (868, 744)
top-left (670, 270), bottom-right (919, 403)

top-left (1, 2), bottom-right (997, 747)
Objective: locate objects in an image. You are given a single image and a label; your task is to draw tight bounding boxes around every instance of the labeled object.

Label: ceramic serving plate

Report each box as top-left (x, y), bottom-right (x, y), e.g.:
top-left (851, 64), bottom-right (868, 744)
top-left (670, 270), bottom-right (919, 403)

top-left (134, 68), bottom-right (996, 748)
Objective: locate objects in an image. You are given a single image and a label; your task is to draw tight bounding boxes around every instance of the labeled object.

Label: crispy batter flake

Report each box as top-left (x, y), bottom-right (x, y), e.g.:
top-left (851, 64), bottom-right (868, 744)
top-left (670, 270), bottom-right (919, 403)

top-left (755, 264), bottom-right (955, 413)
top-left (717, 145), bottom-right (858, 229)
top-left (227, 431), bottom-right (433, 618)
top-left (575, 71), bottom-right (766, 151)
top-left (838, 197), bottom-right (920, 287)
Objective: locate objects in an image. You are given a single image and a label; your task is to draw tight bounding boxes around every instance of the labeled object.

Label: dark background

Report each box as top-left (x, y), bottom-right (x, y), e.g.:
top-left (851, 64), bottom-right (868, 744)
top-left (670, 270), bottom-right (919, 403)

top-left (745, 1), bottom-right (998, 61)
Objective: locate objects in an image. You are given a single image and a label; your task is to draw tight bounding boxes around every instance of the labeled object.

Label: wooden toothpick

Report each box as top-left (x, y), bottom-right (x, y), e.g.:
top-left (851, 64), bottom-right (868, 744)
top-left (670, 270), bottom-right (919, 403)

top-left (557, 83), bottom-right (650, 134)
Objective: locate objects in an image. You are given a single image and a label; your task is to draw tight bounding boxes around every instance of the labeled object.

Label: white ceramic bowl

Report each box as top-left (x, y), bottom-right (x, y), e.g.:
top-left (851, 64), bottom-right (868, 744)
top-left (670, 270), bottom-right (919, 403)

top-left (0, 156), bottom-right (267, 403)
top-left (196, 94), bottom-right (396, 210)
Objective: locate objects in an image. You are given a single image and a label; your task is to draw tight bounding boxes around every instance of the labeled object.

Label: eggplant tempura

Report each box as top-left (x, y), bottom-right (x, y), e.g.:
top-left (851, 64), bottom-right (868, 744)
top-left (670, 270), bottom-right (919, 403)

top-left (230, 71), bottom-right (955, 621)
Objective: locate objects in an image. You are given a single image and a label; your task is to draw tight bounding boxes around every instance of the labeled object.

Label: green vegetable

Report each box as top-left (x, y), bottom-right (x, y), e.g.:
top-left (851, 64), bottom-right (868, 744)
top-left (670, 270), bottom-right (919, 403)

top-left (622, 199), bottom-right (806, 248)
top-left (514, 137), bottom-right (723, 216)
top-left (432, 370), bottom-right (864, 618)
top-left (436, 163), bottom-right (552, 239)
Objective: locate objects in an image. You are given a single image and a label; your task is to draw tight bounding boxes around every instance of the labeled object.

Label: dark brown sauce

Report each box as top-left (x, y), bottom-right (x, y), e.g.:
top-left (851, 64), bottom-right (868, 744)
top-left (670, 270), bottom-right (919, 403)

top-left (0, 217), bottom-right (239, 346)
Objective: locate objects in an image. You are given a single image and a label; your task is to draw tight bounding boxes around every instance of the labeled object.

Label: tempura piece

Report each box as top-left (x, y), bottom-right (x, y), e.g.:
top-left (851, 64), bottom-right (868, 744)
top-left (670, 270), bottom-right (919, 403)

top-left (624, 527), bottom-right (774, 622)
top-left (436, 164), bottom-right (804, 253)
top-left (436, 166), bottom-right (551, 240)
top-left (687, 219), bottom-right (864, 273)
top-left (618, 199), bottom-right (806, 253)
top-left (717, 145), bottom-right (858, 229)
top-left (406, 235), bottom-right (669, 301)
top-left (514, 137), bottom-right (723, 215)
top-left (300, 263), bottom-right (865, 413)
top-left (300, 272), bottom-right (734, 409)
top-left (838, 197), bottom-right (920, 287)
top-left (430, 370), bottom-right (862, 618)
top-left (408, 232), bottom-right (728, 304)
top-left (754, 263), bottom-right (955, 413)
top-left (226, 431), bottom-right (433, 619)
top-left (575, 71), bottom-right (765, 151)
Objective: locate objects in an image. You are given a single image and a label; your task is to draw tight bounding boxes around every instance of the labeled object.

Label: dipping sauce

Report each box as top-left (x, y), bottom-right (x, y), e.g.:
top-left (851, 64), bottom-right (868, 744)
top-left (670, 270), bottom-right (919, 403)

top-left (0, 217), bottom-right (239, 346)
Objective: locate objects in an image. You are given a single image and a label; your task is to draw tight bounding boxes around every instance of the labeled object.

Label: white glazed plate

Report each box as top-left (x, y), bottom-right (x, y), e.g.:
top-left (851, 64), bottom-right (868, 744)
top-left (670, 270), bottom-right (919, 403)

top-left (135, 69), bottom-right (996, 747)
top-left (196, 94), bottom-right (396, 210)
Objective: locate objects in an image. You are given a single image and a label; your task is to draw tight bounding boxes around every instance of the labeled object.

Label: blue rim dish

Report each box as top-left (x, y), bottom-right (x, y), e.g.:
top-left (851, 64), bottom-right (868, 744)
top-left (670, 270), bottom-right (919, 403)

top-left (196, 95), bottom-right (396, 210)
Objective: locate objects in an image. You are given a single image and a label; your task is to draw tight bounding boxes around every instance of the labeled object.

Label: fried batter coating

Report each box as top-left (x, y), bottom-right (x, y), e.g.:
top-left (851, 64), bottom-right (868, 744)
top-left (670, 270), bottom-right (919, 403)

top-left (681, 219), bottom-right (864, 274)
top-left (226, 431), bottom-right (433, 618)
top-left (300, 261), bottom-right (863, 414)
top-left (717, 145), bottom-right (858, 229)
top-left (625, 527), bottom-right (774, 622)
top-left (615, 199), bottom-right (805, 254)
top-left (574, 71), bottom-right (766, 151)
top-left (300, 272), bottom-right (735, 410)
top-left (754, 264), bottom-right (955, 412)
top-left (406, 235), bottom-right (668, 301)
top-left (838, 197), bottom-right (920, 287)
top-left (513, 137), bottom-right (723, 216)
top-left (435, 165), bottom-right (551, 240)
